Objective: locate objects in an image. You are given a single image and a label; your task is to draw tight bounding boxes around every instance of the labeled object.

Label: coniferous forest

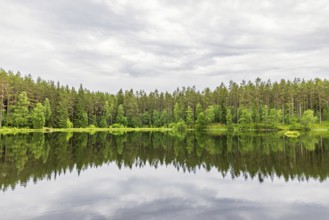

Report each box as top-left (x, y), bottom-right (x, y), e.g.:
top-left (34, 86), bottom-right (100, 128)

top-left (0, 69), bottom-right (326, 130)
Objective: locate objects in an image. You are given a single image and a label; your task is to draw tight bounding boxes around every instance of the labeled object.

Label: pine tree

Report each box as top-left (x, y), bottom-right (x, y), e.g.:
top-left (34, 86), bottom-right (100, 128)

top-left (31, 103), bottom-right (45, 129)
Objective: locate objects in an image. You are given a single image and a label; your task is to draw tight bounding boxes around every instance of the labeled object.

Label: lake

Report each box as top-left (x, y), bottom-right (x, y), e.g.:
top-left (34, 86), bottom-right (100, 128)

top-left (1, 131), bottom-right (329, 219)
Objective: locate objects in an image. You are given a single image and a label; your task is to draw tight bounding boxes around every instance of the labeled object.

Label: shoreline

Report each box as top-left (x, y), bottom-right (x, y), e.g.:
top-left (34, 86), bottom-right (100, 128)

top-left (0, 125), bottom-right (328, 134)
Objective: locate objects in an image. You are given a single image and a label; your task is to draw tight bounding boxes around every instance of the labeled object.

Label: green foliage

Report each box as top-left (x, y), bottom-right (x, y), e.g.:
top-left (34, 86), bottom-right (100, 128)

top-left (196, 112), bottom-right (207, 130)
top-left (254, 110), bottom-right (261, 123)
top-left (99, 116), bottom-right (108, 128)
top-left (111, 123), bottom-right (125, 128)
top-left (195, 103), bottom-right (203, 118)
top-left (290, 114), bottom-right (298, 125)
top-left (88, 124), bottom-right (96, 129)
top-left (66, 119), bottom-right (73, 128)
top-left (73, 110), bottom-right (88, 128)
top-left (73, 87), bottom-right (88, 128)
top-left (226, 107), bottom-right (233, 128)
top-left (142, 111), bottom-right (151, 127)
top-left (186, 106), bottom-right (194, 127)
top-left (11, 92), bottom-right (30, 127)
top-left (52, 93), bottom-right (69, 128)
top-left (102, 101), bottom-right (113, 124)
top-left (103, 101), bottom-right (113, 125)
top-left (3, 131), bottom-right (329, 193)
top-left (323, 106), bottom-right (329, 121)
top-left (31, 103), bottom-right (45, 129)
top-left (44, 98), bottom-right (52, 126)
top-left (289, 122), bottom-right (303, 130)
top-left (1, 70), bottom-right (329, 130)
top-left (261, 105), bottom-right (269, 124)
top-left (205, 105), bottom-right (215, 123)
top-left (116, 104), bottom-right (127, 126)
top-left (160, 110), bottom-right (169, 127)
top-left (284, 131), bottom-right (300, 138)
top-left (213, 105), bottom-right (222, 123)
top-left (268, 109), bottom-right (279, 126)
top-left (301, 110), bottom-right (317, 130)
top-left (90, 114), bottom-right (98, 127)
top-left (123, 90), bottom-right (140, 127)
top-left (238, 107), bottom-right (251, 124)
top-left (172, 120), bottom-right (187, 132)
top-left (152, 110), bottom-right (161, 127)
top-left (174, 102), bottom-right (183, 122)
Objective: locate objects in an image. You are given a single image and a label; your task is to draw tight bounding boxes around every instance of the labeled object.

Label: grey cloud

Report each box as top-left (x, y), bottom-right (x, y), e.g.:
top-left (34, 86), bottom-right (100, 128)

top-left (0, 0), bottom-right (328, 92)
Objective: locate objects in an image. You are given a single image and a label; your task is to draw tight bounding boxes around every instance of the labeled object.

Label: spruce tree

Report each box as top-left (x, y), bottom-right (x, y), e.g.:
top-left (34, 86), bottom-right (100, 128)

top-left (44, 98), bottom-right (52, 127)
top-left (142, 111), bottom-right (151, 126)
top-left (174, 102), bottom-right (183, 122)
top-left (186, 106), bottom-right (194, 127)
top-left (73, 85), bottom-right (88, 128)
top-left (11, 92), bottom-right (30, 127)
top-left (52, 93), bottom-right (69, 128)
top-left (160, 110), bottom-right (169, 127)
top-left (196, 112), bottom-right (207, 130)
top-left (116, 104), bottom-right (127, 126)
top-left (31, 103), bottom-right (45, 129)
top-left (152, 110), bottom-right (161, 127)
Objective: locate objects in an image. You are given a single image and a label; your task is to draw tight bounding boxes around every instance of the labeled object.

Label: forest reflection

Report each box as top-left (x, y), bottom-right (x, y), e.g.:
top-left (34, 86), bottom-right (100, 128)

top-left (0, 131), bottom-right (328, 191)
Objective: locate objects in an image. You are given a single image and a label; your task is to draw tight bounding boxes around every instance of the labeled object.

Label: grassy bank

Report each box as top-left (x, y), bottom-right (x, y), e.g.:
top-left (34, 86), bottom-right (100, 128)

top-left (0, 127), bottom-right (172, 134)
top-left (1, 122), bottom-right (329, 134)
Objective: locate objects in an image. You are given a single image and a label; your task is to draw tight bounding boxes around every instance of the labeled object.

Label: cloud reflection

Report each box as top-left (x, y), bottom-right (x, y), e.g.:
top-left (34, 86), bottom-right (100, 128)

top-left (1, 163), bottom-right (329, 219)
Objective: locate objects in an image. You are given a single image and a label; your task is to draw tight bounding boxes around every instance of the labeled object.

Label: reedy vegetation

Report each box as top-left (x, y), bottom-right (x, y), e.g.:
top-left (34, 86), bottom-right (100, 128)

top-left (0, 69), bottom-right (324, 130)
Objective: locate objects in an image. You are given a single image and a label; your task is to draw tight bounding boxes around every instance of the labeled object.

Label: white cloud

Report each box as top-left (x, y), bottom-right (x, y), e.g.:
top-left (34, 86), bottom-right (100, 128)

top-left (0, 0), bottom-right (328, 92)
top-left (2, 164), bottom-right (329, 219)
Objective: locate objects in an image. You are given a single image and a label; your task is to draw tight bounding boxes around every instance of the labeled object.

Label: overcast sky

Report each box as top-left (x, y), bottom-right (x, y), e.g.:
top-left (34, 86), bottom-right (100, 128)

top-left (1, 0), bottom-right (328, 92)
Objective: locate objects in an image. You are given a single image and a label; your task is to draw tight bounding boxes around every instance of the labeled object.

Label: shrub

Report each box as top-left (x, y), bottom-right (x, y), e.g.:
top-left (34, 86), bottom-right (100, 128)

top-left (66, 119), bottom-right (73, 128)
top-left (111, 123), bottom-right (124, 128)
top-left (173, 120), bottom-right (187, 132)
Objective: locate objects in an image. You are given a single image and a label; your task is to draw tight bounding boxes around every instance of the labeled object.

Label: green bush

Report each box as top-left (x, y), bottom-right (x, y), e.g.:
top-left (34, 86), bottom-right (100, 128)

top-left (289, 123), bottom-right (303, 130)
top-left (167, 123), bottom-right (176, 128)
top-left (173, 121), bottom-right (187, 132)
top-left (88, 124), bottom-right (96, 129)
top-left (111, 123), bottom-right (124, 128)
top-left (66, 119), bottom-right (73, 128)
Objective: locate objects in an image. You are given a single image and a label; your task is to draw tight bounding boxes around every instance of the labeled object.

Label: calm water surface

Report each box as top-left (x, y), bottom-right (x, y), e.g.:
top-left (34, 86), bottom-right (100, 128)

top-left (1, 132), bottom-right (329, 219)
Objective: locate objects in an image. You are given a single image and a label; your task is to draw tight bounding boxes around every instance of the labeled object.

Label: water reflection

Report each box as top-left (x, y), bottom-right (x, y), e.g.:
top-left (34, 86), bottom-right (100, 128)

top-left (1, 131), bottom-right (328, 191)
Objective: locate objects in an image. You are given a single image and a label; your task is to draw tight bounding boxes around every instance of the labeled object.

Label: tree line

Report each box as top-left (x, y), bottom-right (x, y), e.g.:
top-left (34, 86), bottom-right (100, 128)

top-left (0, 69), bottom-right (325, 129)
